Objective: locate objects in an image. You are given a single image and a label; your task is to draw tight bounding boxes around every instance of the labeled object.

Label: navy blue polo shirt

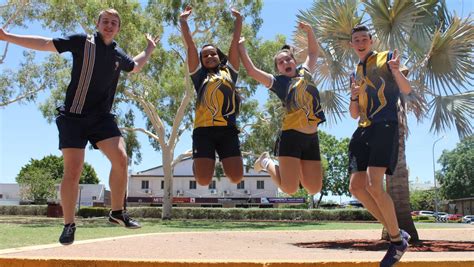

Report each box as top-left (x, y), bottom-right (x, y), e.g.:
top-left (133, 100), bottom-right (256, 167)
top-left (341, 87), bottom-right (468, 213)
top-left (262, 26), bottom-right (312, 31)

top-left (53, 32), bottom-right (135, 115)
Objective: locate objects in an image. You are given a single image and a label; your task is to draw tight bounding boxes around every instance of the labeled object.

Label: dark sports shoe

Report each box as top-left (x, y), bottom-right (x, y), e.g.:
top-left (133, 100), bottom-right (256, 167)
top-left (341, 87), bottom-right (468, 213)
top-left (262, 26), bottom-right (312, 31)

top-left (400, 229), bottom-right (411, 242)
top-left (380, 238), bottom-right (409, 267)
top-left (59, 223), bottom-right (76, 245)
top-left (108, 211), bottom-right (141, 229)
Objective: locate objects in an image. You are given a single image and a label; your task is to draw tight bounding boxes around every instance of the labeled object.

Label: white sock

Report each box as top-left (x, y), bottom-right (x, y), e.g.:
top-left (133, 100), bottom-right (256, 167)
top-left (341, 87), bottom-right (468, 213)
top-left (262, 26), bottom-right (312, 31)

top-left (261, 157), bottom-right (271, 170)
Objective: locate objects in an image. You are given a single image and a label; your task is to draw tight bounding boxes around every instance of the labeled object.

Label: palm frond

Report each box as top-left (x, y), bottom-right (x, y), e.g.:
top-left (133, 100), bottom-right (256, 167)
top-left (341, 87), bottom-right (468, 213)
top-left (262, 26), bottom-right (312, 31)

top-left (294, 0), bottom-right (361, 64)
top-left (404, 88), bottom-right (429, 122)
top-left (423, 16), bottom-right (474, 95)
top-left (428, 91), bottom-right (474, 139)
top-left (364, 0), bottom-right (425, 50)
top-left (319, 90), bottom-right (347, 125)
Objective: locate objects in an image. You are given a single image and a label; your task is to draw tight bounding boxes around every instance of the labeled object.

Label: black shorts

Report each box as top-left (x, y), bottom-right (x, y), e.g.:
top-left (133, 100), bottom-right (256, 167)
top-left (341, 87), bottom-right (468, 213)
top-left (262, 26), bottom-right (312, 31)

top-left (192, 126), bottom-right (241, 160)
top-left (348, 122), bottom-right (399, 175)
top-left (274, 129), bottom-right (321, 160)
top-left (55, 113), bottom-right (122, 149)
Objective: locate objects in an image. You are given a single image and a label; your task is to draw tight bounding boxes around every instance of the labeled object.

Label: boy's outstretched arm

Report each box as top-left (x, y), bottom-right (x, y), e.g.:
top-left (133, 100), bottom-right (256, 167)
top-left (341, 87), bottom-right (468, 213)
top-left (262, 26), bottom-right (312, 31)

top-left (300, 22), bottom-right (319, 73)
top-left (179, 6), bottom-right (199, 73)
top-left (0, 28), bottom-right (57, 52)
top-left (227, 8), bottom-right (243, 70)
top-left (238, 37), bottom-right (272, 88)
top-left (131, 33), bottom-right (159, 73)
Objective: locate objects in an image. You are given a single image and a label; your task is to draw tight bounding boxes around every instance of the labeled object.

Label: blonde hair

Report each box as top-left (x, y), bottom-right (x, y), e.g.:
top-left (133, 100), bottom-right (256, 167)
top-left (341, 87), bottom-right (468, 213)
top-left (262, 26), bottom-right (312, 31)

top-left (98, 8), bottom-right (121, 27)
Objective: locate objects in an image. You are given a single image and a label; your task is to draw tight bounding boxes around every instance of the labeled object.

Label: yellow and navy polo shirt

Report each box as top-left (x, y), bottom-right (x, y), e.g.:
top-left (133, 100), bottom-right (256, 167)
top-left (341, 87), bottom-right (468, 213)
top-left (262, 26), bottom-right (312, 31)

top-left (269, 66), bottom-right (326, 130)
top-left (190, 64), bottom-right (240, 128)
top-left (353, 51), bottom-right (406, 128)
top-left (53, 32), bottom-right (135, 115)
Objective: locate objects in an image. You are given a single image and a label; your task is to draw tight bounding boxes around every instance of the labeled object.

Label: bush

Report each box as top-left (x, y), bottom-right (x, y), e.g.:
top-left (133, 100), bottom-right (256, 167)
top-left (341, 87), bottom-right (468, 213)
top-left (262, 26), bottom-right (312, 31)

top-left (0, 205), bottom-right (376, 222)
top-left (0, 205), bottom-right (47, 215)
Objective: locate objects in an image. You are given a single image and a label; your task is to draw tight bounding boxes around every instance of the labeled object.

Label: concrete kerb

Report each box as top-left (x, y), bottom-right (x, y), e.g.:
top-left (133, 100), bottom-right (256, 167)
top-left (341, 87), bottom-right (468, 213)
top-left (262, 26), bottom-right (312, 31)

top-left (0, 258), bottom-right (474, 267)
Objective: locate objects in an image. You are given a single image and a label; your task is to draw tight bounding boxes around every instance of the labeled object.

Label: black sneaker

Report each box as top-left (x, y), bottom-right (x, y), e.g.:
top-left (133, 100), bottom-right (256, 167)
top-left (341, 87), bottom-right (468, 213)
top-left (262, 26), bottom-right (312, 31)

top-left (59, 223), bottom-right (76, 245)
top-left (108, 211), bottom-right (141, 229)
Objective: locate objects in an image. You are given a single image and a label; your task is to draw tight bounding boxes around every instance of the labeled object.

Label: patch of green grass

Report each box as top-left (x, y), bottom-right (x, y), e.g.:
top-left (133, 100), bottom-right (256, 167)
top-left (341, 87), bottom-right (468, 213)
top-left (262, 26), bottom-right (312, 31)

top-left (0, 216), bottom-right (468, 250)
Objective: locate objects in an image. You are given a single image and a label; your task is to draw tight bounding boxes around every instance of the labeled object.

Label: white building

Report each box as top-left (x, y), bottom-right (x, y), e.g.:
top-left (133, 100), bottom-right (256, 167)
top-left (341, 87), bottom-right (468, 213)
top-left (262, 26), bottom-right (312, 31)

top-left (0, 183), bottom-right (21, 205)
top-left (128, 157), bottom-right (303, 208)
top-left (0, 183), bottom-right (107, 207)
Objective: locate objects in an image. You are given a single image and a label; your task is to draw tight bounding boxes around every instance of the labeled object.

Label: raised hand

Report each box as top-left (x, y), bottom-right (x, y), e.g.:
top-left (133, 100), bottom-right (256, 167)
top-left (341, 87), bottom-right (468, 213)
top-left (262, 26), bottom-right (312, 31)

top-left (350, 75), bottom-right (360, 100)
top-left (179, 6), bottom-right (192, 22)
top-left (145, 33), bottom-right (159, 49)
top-left (388, 49), bottom-right (400, 71)
top-left (298, 21), bottom-right (312, 33)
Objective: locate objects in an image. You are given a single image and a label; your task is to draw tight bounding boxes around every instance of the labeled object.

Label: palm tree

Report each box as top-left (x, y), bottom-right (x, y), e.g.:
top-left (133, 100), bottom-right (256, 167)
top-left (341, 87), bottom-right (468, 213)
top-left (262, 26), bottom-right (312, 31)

top-left (295, 0), bottom-right (474, 241)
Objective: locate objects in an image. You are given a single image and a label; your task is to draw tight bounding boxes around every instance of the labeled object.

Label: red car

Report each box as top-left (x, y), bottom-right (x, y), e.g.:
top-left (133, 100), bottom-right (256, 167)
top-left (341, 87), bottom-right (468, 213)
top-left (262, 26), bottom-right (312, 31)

top-left (447, 214), bottom-right (463, 221)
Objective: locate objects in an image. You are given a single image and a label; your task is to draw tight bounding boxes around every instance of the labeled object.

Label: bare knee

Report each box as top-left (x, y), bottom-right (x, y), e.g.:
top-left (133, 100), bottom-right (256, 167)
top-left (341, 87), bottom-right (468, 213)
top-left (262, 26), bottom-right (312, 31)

top-left (111, 152), bottom-right (128, 171)
top-left (280, 184), bottom-right (299, 195)
top-left (225, 170), bottom-right (243, 184)
top-left (349, 182), bottom-right (366, 196)
top-left (366, 184), bottom-right (385, 198)
top-left (195, 176), bottom-right (212, 186)
top-left (306, 184), bottom-right (322, 195)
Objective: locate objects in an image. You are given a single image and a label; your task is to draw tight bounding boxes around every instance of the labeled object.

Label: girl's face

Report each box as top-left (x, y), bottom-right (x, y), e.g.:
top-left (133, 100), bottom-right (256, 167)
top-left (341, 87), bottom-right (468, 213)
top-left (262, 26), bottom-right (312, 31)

top-left (201, 46), bottom-right (220, 69)
top-left (350, 31), bottom-right (373, 60)
top-left (275, 52), bottom-right (296, 77)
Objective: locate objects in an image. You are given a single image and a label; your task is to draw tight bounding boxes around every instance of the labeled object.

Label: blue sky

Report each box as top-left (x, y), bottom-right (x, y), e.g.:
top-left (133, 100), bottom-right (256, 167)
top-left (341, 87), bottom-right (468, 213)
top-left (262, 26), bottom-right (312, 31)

top-left (0, 0), bottom-right (472, 195)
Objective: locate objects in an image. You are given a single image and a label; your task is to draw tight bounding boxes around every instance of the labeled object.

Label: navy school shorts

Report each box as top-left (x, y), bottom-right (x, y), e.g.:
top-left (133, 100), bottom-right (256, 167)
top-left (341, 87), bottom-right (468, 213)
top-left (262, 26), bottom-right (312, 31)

top-left (192, 126), bottom-right (241, 160)
top-left (274, 129), bottom-right (321, 161)
top-left (55, 113), bottom-right (122, 149)
top-left (348, 121), bottom-right (399, 175)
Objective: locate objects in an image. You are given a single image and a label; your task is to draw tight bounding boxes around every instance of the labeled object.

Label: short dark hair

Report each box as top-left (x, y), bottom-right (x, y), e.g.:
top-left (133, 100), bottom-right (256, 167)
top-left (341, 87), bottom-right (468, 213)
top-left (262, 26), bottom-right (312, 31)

top-left (351, 25), bottom-right (372, 39)
top-left (98, 9), bottom-right (121, 27)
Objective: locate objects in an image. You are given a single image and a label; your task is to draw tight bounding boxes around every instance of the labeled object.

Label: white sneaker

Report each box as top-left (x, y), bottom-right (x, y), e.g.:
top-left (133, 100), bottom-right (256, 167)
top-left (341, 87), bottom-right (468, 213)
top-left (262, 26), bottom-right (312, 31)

top-left (253, 152), bottom-right (270, 173)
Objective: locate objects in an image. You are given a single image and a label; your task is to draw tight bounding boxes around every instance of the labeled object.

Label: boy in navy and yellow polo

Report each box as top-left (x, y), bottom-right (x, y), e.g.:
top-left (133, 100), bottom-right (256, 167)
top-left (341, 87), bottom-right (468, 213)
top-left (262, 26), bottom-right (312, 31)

top-left (348, 25), bottom-right (412, 267)
top-left (180, 6), bottom-right (244, 186)
top-left (0, 8), bottom-right (158, 245)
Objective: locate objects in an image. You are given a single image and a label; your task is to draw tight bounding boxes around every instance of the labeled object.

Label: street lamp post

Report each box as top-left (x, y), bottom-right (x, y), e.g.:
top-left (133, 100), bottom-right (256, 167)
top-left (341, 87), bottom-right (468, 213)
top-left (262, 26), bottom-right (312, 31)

top-left (432, 136), bottom-right (444, 215)
top-left (78, 185), bottom-right (83, 212)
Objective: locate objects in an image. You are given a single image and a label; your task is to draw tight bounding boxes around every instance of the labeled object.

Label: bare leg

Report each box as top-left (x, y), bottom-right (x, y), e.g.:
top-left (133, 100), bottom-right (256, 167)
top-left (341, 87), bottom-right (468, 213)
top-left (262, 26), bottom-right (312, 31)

top-left (60, 148), bottom-right (85, 224)
top-left (300, 160), bottom-right (323, 195)
top-left (276, 157), bottom-right (302, 195)
top-left (193, 158), bottom-right (215, 186)
top-left (349, 172), bottom-right (388, 227)
top-left (221, 156), bottom-right (243, 184)
top-left (367, 166), bottom-right (400, 238)
top-left (96, 137), bottom-right (128, 211)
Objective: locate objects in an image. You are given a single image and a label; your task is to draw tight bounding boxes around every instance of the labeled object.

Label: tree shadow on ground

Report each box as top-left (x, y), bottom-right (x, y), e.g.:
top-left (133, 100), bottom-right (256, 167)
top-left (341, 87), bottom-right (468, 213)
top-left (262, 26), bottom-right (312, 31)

top-left (294, 239), bottom-right (474, 252)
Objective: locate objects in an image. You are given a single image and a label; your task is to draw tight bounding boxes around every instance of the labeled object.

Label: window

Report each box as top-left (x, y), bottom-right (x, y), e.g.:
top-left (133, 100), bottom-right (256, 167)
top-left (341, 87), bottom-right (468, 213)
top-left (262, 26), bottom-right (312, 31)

top-left (189, 180), bottom-right (197, 189)
top-left (161, 180), bottom-right (164, 189)
top-left (141, 180), bottom-right (149, 189)
top-left (237, 181), bottom-right (245, 189)
top-left (0, 194), bottom-right (3, 199)
top-left (257, 180), bottom-right (264, 189)
top-left (208, 180), bottom-right (216, 189)
top-left (92, 196), bottom-right (97, 201)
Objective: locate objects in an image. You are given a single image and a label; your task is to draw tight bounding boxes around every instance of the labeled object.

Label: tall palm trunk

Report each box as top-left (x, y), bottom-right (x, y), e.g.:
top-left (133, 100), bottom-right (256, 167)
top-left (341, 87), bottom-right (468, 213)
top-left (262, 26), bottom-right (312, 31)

top-left (386, 107), bottom-right (419, 241)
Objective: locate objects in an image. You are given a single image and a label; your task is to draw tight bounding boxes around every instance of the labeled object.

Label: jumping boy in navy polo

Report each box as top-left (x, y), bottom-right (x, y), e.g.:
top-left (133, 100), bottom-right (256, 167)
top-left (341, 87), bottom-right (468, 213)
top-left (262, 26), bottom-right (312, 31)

top-left (348, 25), bottom-right (412, 267)
top-left (0, 8), bottom-right (158, 245)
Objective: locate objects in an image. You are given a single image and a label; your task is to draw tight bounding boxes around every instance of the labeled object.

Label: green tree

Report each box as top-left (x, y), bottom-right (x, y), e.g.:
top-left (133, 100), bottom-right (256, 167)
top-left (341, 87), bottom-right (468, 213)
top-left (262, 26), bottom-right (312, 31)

top-left (296, 0), bottom-right (474, 241)
top-left (16, 155), bottom-right (99, 202)
top-left (1, 1), bottom-right (265, 219)
top-left (437, 135), bottom-right (474, 200)
top-left (409, 189), bottom-right (436, 211)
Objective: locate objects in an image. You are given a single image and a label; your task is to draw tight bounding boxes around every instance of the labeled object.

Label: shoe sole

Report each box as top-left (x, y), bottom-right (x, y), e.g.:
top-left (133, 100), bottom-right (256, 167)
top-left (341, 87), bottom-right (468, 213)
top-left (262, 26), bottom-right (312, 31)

top-left (108, 218), bottom-right (142, 229)
top-left (59, 241), bottom-right (74, 246)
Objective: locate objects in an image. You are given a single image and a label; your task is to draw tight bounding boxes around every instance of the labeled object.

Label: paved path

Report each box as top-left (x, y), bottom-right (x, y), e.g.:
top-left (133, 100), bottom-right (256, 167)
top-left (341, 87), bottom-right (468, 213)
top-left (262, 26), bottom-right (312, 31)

top-left (0, 228), bottom-right (473, 267)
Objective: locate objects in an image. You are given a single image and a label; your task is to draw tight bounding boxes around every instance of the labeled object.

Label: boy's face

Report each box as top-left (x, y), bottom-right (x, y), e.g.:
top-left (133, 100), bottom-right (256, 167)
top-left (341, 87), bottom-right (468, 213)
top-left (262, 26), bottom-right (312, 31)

top-left (350, 31), bottom-right (373, 60)
top-left (96, 13), bottom-right (120, 42)
top-left (201, 46), bottom-right (220, 69)
top-left (275, 52), bottom-right (296, 77)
